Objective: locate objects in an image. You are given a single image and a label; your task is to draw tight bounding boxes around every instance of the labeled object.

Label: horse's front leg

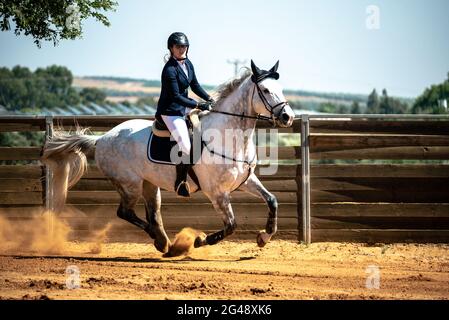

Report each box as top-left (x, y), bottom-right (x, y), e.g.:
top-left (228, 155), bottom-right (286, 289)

top-left (194, 192), bottom-right (236, 248)
top-left (238, 173), bottom-right (278, 247)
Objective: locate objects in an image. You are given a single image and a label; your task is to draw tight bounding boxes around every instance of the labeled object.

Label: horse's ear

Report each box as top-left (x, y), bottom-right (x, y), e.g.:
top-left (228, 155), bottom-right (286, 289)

top-left (270, 60), bottom-right (279, 73)
top-left (251, 60), bottom-right (261, 77)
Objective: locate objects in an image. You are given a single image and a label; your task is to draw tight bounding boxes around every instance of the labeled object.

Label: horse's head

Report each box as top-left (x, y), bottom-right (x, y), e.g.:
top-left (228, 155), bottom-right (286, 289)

top-left (250, 60), bottom-right (295, 127)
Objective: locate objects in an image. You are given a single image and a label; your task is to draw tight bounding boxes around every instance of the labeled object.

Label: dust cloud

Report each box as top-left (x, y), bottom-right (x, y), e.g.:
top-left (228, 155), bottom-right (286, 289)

top-left (88, 222), bottom-right (113, 254)
top-left (0, 210), bottom-right (113, 255)
top-left (0, 211), bottom-right (71, 255)
top-left (164, 227), bottom-right (207, 258)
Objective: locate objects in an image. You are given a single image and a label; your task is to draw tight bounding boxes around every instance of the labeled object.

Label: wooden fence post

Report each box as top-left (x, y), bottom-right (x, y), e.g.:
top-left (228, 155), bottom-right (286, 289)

top-left (44, 116), bottom-right (54, 235)
top-left (301, 114), bottom-right (311, 244)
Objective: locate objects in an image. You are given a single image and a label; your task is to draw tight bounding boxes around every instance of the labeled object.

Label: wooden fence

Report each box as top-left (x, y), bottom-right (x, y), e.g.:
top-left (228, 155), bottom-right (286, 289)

top-left (0, 114), bottom-right (448, 243)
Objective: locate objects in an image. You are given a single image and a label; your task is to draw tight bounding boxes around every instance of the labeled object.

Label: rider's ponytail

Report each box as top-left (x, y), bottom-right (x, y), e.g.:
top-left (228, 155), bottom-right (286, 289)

top-left (163, 52), bottom-right (170, 63)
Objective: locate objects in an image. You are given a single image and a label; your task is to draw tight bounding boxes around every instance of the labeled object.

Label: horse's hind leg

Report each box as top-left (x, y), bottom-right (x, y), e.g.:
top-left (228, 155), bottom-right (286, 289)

top-left (142, 180), bottom-right (171, 253)
top-left (194, 192), bottom-right (236, 248)
top-left (111, 178), bottom-right (151, 236)
top-left (238, 173), bottom-right (278, 247)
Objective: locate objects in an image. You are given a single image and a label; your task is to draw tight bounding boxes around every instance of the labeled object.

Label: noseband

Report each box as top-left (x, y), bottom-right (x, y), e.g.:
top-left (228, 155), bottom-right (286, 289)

top-left (251, 80), bottom-right (289, 126)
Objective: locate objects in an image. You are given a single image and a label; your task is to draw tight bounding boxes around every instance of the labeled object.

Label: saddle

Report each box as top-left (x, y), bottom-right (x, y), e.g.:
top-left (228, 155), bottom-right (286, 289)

top-left (147, 109), bottom-right (204, 166)
top-left (151, 116), bottom-right (171, 137)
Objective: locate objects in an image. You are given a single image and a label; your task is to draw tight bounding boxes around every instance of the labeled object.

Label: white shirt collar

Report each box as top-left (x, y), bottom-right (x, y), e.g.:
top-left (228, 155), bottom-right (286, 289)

top-left (176, 59), bottom-right (188, 77)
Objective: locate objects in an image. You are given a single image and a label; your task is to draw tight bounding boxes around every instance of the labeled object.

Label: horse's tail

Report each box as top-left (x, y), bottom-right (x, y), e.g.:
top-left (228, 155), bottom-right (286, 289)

top-left (41, 128), bottom-right (100, 213)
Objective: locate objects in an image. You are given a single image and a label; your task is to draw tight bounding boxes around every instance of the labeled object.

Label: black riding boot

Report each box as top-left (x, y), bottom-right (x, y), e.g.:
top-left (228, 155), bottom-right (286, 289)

top-left (175, 162), bottom-right (192, 197)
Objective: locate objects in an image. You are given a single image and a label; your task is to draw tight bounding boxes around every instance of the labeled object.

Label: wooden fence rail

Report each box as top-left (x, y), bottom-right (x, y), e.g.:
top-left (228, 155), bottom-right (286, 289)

top-left (1, 114), bottom-right (449, 243)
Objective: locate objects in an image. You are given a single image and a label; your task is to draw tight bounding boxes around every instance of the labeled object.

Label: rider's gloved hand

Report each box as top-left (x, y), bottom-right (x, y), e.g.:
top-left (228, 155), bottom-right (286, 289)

top-left (207, 97), bottom-right (216, 106)
top-left (197, 101), bottom-right (212, 111)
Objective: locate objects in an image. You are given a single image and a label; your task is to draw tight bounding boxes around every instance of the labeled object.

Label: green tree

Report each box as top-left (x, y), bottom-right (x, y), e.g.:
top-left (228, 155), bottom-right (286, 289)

top-left (366, 89), bottom-right (380, 114)
top-left (36, 65), bottom-right (80, 107)
top-left (379, 89), bottom-right (392, 114)
top-left (317, 102), bottom-right (337, 113)
top-left (80, 87), bottom-right (106, 104)
top-left (350, 101), bottom-right (361, 114)
top-left (0, 65), bottom-right (81, 111)
top-left (412, 73), bottom-right (449, 114)
top-left (0, 66), bottom-right (30, 110)
top-left (121, 100), bottom-right (131, 108)
top-left (336, 104), bottom-right (349, 114)
top-left (136, 96), bottom-right (158, 107)
top-left (0, 0), bottom-right (117, 47)
top-left (379, 89), bottom-right (409, 114)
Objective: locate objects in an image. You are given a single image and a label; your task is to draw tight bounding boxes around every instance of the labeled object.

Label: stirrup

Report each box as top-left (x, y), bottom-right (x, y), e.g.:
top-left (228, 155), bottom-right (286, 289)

top-left (176, 181), bottom-right (191, 197)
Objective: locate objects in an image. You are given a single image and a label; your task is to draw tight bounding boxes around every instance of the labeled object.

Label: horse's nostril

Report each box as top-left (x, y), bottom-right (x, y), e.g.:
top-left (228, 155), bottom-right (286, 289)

top-left (281, 112), bottom-right (290, 122)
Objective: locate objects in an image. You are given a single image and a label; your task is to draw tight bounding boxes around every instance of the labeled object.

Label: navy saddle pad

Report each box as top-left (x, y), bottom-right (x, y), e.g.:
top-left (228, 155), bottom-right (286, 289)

top-left (147, 131), bottom-right (203, 165)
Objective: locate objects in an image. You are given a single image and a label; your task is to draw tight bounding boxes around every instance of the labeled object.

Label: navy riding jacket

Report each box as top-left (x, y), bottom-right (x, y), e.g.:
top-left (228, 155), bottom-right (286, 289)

top-left (156, 57), bottom-right (210, 117)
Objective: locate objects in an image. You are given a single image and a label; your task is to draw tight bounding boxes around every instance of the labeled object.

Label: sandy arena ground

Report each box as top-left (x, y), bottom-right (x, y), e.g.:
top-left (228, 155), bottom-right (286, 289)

top-left (0, 238), bottom-right (448, 300)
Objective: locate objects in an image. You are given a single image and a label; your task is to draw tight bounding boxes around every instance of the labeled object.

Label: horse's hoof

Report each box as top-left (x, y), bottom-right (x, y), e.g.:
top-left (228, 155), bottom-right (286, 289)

top-left (162, 246), bottom-right (173, 258)
top-left (155, 238), bottom-right (171, 254)
top-left (256, 230), bottom-right (271, 248)
top-left (194, 233), bottom-right (207, 248)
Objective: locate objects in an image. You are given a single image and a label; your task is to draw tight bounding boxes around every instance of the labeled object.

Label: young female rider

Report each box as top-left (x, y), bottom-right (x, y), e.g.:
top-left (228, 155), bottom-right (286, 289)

top-left (155, 32), bottom-right (214, 197)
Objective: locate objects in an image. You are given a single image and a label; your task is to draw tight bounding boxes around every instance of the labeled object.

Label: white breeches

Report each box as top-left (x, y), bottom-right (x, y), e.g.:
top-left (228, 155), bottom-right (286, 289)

top-left (161, 115), bottom-right (191, 155)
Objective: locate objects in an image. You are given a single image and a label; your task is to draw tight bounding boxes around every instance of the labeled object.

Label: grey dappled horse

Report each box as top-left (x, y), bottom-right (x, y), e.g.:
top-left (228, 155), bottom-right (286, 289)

top-left (41, 60), bottom-right (295, 254)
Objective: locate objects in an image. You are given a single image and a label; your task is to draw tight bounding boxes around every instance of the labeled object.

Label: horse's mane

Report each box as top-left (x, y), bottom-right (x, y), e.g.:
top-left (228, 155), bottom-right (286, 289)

top-left (214, 68), bottom-right (252, 105)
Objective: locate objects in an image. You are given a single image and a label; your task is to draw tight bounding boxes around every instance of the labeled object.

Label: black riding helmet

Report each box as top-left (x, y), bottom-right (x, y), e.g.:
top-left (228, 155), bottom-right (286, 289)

top-left (167, 32), bottom-right (189, 49)
top-left (167, 32), bottom-right (189, 61)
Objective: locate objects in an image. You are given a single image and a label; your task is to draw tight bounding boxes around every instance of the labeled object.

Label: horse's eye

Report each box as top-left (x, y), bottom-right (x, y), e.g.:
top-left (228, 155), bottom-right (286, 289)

top-left (263, 89), bottom-right (269, 94)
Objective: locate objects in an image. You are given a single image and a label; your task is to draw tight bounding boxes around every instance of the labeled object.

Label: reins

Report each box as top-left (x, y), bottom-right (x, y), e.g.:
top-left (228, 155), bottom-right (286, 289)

top-left (200, 79), bottom-right (287, 165)
top-left (207, 80), bottom-right (288, 125)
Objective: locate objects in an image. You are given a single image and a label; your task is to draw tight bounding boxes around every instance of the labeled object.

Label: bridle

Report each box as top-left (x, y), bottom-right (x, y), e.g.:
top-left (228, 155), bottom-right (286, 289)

top-left (252, 80), bottom-right (289, 126)
top-left (208, 78), bottom-right (289, 127)
top-left (200, 76), bottom-right (289, 166)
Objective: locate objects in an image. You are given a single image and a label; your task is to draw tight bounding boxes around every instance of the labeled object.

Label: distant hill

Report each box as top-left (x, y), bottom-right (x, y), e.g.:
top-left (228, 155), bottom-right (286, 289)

top-left (84, 76), bottom-right (161, 87)
top-left (74, 76), bottom-right (414, 111)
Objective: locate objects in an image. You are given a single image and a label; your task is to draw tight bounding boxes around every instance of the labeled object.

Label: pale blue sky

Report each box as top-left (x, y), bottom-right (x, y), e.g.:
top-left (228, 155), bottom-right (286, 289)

top-left (1, 0), bottom-right (448, 97)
